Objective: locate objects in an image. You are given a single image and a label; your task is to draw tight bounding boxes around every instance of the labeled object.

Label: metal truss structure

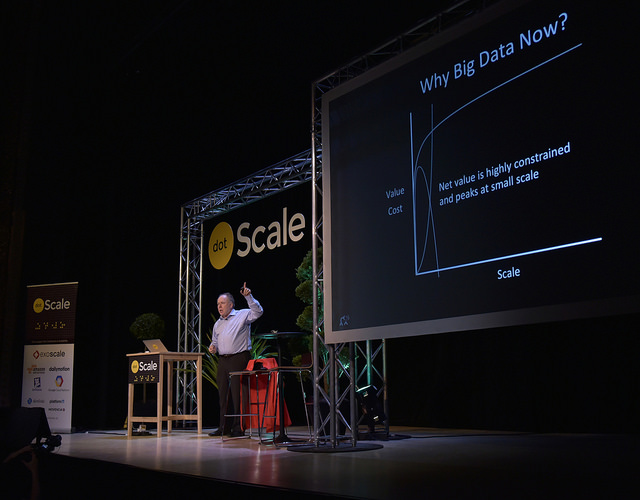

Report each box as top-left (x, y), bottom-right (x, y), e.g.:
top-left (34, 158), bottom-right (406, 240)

top-left (309, 0), bottom-right (498, 448)
top-left (177, 150), bottom-right (314, 417)
top-left (176, 0), bottom-right (497, 445)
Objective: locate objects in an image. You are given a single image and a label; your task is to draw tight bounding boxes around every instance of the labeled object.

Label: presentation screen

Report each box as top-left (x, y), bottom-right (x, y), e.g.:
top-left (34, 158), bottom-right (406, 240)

top-left (322, 0), bottom-right (639, 343)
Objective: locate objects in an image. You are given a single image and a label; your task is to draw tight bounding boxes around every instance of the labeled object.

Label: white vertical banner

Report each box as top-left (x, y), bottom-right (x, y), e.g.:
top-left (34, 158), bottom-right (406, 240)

top-left (23, 282), bottom-right (78, 433)
top-left (22, 344), bottom-right (75, 433)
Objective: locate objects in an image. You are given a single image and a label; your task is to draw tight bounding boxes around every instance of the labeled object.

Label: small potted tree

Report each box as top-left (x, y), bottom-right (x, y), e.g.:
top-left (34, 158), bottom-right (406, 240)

top-left (129, 313), bottom-right (166, 345)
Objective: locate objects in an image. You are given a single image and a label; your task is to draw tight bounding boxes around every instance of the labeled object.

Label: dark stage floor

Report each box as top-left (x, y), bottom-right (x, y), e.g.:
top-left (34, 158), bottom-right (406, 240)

top-left (15, 426), bottom-right (640, 500)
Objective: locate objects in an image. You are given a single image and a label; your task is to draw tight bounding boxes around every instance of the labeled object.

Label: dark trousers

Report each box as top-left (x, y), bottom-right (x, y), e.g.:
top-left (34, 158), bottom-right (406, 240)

top-left (217, 351), bottom-right (251, 432)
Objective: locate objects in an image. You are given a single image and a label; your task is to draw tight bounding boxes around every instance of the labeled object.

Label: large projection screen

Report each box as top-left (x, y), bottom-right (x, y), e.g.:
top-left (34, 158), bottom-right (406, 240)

top-left (322, 0), bottom-right (639, 343)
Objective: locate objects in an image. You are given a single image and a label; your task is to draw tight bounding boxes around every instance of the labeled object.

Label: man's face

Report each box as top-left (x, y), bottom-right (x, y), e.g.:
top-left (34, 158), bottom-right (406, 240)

top-left (217, 295), bottom-right (233, 319)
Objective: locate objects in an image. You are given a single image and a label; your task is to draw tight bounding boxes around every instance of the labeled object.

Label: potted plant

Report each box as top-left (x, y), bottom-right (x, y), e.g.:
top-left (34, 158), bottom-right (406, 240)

top-left (129, 313), bottom-right (166, 344)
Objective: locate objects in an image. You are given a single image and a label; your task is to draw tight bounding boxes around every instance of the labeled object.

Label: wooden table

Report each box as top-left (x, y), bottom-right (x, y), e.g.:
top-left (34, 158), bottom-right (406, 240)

top-left (126, 351), bottom-right (203, 437)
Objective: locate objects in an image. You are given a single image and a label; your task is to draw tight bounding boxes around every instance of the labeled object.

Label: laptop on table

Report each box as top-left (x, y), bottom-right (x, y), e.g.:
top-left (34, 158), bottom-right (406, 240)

top-left (142, 339), bottom-right (169, 353)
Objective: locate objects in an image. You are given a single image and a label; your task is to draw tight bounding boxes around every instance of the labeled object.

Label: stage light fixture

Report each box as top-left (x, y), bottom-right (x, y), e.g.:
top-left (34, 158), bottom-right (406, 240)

top-left (356, 385), bottom-right (386, 431)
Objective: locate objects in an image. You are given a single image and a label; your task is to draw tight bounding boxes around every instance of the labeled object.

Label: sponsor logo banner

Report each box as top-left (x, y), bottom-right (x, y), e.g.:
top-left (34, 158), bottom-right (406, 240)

top-left (22, 344), bottom-right (74, 433)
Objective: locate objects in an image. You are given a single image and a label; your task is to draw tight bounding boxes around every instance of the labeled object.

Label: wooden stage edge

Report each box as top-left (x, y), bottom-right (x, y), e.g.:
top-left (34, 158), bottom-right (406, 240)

top-left (24, 426), bottom-right (640, 500)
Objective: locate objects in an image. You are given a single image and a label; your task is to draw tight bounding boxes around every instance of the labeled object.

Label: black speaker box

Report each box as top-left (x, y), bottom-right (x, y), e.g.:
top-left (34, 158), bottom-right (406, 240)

top-left (0, 407), bottom-right (53, 458)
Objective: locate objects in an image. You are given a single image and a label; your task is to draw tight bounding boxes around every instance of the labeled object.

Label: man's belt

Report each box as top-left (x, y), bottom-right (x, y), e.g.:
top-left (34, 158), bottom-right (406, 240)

top-left (219, 350), bottom-right (249, 358)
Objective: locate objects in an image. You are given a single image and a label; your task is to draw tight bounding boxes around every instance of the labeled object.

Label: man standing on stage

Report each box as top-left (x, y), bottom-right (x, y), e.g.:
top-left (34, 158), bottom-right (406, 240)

top-left (208, 282), bottom-right (263, 437)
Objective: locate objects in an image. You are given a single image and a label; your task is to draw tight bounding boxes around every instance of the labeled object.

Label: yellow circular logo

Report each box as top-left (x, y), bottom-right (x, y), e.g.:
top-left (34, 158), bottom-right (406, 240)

top-left (209, 222), bottom-right (234, 270)
top-left (131, 360), bottom-right (139, 373)
top-left (33, 298), bottom-right (44, 313)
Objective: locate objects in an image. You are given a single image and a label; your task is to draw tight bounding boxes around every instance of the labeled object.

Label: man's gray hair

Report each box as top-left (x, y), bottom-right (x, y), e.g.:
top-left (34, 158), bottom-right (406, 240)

top-left (219, 292), bottom-right (235, 306)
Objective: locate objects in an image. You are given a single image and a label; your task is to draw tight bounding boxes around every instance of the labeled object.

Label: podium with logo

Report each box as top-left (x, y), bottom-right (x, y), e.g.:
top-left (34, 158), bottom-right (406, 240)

top-left (126, 351), bottom-right (204, 437)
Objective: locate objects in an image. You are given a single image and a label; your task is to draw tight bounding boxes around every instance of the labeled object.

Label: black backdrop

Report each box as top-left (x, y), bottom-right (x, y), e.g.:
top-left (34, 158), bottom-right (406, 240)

top-left (201, 182), bottom-right (311, 336)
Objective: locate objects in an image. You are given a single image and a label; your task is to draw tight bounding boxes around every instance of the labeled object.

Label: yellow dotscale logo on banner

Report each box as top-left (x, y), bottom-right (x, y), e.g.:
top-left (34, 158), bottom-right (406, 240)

top-left (131, 360), bottom-right (139, 373)
top-left (33, 298), bottom-right (45, 313)
top-left (209, 222), bottom-right (234, 270)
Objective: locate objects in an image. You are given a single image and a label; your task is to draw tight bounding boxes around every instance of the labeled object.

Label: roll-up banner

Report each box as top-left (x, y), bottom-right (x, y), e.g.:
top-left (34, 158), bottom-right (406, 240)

top-left (22, 344), bottom-right (74, 434)
top-left (22, 282), bottom-right (78, 433)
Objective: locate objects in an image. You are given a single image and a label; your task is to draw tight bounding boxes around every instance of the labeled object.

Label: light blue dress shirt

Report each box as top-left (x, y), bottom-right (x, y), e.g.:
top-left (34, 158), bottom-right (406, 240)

top-left (210, 294), bottom-right (263, 355)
